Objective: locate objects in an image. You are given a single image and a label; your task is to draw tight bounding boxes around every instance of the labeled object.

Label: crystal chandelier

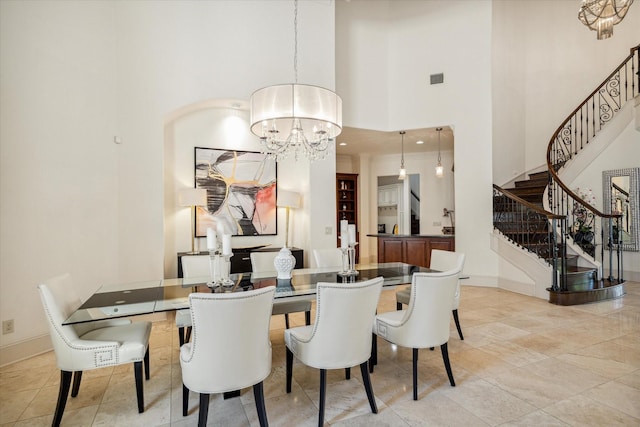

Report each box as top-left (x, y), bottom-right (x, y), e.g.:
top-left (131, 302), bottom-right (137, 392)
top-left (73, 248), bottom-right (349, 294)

top-left (250, 0), bottom-right (342, 161)
top-left (578, 0), bottom-right (634, 40)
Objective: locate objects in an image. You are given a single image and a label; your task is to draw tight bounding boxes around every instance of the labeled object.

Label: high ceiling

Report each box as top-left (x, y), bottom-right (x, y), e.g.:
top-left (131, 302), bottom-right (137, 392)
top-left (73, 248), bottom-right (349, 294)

top-left (334, 126), bottom-right (454, 157)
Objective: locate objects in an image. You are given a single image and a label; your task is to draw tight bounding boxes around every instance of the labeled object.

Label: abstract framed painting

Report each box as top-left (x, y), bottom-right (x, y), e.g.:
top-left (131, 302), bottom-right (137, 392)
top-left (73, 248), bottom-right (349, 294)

top-left (194, 147), bottom-right (277, 237)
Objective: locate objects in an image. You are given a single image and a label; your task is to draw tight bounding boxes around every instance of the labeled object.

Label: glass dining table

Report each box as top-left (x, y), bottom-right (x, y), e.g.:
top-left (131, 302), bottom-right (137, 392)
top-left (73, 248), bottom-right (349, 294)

top-left (63, 262), bottom-right (431, 325)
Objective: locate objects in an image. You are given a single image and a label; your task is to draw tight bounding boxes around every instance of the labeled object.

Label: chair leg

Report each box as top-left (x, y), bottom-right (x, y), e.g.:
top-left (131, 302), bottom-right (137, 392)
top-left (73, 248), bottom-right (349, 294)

top-left (441, 342), bottom-right (456, 386)
top-left (198, 393), bottom-right (210, 427)
top-left (318, 369), bottom-right (327, 427)
top-left (370, 333), bottom-right (377, 373)
top-left (144, 347), bottom-right (150, 380)
top-left (286, 347), bottom-right (293, 393)
top-left (305, 310), bottom-right (311, 326)
top-left (412, 348), bottom-right (419, 401)
top-left (134, 360), bottom-right (144, 413)
top-left (253, 381), bottom-right (269, 427)
top-left (185, 326), bottom-right (192, 343)
top-left (182, 383), bottom-right (189, 416)
top-left (70, 371), bottom-right (82, 397)
top-left (452, 309), bottom-right (464, 340)
top-left (345, 367), bottom-right (351, 379)
top-left (53, 370), bottom-right (72, 427)
top-left (360, 362), bottom-right (378, 414)
top-left (178, 326), bottom-right (185, 346)
top-left (284, 313), bottom-right (290, 329)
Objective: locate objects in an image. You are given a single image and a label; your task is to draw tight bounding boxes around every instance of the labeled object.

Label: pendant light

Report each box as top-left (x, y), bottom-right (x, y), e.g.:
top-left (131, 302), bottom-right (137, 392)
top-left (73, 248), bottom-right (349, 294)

top-left (435, 127), bottom-right (444, 178)
top-left (398, 131), bottom-right (406, 180)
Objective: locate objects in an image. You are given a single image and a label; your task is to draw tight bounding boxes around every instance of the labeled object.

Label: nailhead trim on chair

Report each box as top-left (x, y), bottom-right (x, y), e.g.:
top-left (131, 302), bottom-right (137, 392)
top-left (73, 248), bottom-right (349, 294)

top-left (183, 288), bottom-right (276, 364)
top-left (289, 282), bottom-right (377, 357)
top-left (41, 294), bottom-right (124, 367)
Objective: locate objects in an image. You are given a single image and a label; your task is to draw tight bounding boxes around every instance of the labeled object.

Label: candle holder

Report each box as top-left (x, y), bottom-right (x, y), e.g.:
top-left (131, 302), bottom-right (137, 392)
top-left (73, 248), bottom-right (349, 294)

top-left (220, 254), bottom-right (234, 288)
top-left (207, 251), bottom-right (221, 288)
top-left (338, 243), bottom-right (359, 277)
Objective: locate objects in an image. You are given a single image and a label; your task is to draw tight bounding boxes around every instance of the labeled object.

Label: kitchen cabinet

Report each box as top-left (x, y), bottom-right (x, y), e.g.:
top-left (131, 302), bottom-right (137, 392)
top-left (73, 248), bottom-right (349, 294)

top-left (370, 234), bottom-right (455, 268)
top-left (377, 184), bottom-right (399, 207)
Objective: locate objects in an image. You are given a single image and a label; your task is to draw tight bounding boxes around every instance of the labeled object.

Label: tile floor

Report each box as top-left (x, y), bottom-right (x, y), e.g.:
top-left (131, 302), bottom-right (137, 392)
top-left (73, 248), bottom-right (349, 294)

top-left (1, 282), bottom-right (639, 426)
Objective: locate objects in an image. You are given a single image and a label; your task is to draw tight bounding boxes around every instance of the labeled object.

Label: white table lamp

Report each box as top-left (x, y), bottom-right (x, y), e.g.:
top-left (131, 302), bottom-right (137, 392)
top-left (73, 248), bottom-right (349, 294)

top-left (179, 188), bottom-right (207, 254)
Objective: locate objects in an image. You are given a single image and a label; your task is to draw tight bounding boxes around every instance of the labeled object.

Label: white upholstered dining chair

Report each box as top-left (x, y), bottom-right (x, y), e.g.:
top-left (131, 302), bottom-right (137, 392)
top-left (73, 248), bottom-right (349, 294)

top-left (37, 274), bottom-right (152, 426)
top-left (374, 270), bottom-right (459, 400)
top-left (180, 286), bottom-right (275, 427)
top-left (285, 277), bottom-right (383, 426)
top-left (250, 251), bottom-right (312, 328)
top-left (396, 250), bottom-right (466, 340)
top-left (176, 255), bottom-right (210, 346)
top-left (312, 248), bottom-right (343, 268)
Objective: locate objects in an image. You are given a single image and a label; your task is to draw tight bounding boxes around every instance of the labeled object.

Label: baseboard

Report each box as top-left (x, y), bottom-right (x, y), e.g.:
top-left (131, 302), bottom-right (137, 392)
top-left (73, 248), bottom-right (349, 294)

top-left (497, 277), bottom-right (540, 298)
top-left (0, 334), bottom-right (52, 368)
top-left (462, 275), bottom-right (498, 287)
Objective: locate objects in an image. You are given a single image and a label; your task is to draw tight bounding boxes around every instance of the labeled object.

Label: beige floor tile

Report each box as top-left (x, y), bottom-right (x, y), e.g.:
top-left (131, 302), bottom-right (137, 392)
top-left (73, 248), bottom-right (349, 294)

top-left (389, 390), bottom-right (489, 426)
top-left (0, 388), bottom-right (38, 424)
top-left (3, 283), bottom-right (639, 426)
top-left (498, 409), bottom-right (570, 426)
top-left (522, 358), bottom-right (609, 395)
top-left (584, 380), bottom-right (640, 419)
top-left (451, 347), bottom-right (516, 379)
top-left (615, 370), bottom-right (640, 390)
top-left (487, 366), bottom-right (582, 409)
top-left (544, 393), bottom-right (640, 426)
top-left (440, 378), bottom-right (537, 425)
top-left (478, 341), bottom-right (549, 367)
top-left (556, 340), bottom-right (640, 379)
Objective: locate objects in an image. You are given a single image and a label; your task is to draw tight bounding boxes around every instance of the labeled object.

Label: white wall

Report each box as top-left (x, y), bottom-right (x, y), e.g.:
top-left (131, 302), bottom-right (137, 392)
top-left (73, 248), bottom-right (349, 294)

top-left (1, 1), bottom-right (120, 351)
top-left (519, 1), bottom-right (640, 172)
top-left (337, 0), bottom-right (497, 280)
top-left (570, 119), bottom-right (640, 280)
top-left (0, 0), bottom-right (336, 360)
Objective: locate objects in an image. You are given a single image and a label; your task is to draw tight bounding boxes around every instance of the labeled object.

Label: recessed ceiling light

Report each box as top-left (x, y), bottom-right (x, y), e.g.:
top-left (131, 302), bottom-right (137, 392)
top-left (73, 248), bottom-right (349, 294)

top-left (416, 140), bottom-right (424, 145)
top-left (339, 142), bottom-right (347, 146)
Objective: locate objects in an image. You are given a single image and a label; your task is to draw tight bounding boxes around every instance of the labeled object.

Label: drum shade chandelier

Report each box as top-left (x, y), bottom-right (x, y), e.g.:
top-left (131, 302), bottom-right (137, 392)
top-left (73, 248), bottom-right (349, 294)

top-left (578, 0), bottom-right (634, 40)
top-left (250, 0), bottom-right (342, 161)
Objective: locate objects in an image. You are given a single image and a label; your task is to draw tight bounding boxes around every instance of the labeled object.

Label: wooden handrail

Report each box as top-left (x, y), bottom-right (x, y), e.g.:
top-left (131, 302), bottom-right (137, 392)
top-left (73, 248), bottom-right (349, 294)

top-left (546, 44), bottom-right (638, 220)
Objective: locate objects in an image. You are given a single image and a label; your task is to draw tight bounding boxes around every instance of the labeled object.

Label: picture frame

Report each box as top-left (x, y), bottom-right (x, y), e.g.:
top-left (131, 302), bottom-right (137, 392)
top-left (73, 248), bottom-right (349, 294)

top-left (194, 147), bottom-right (277, 237)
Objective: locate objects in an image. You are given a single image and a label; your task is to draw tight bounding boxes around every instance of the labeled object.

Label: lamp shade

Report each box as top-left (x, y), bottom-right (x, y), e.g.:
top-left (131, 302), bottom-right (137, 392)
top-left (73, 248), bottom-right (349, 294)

top-left (277, 190), bottom-right (301, 209)
top-left (179, 188), bottom-right (207, 207)
top-left (250, 84), bottom-right (342, 140)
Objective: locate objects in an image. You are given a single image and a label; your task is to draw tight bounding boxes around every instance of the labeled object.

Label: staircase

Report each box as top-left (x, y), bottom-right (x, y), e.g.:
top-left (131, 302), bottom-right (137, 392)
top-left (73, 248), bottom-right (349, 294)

top-left (493, 44), bottom-right (638, 305)
top-left (497, 171), bottom-right (599, 293)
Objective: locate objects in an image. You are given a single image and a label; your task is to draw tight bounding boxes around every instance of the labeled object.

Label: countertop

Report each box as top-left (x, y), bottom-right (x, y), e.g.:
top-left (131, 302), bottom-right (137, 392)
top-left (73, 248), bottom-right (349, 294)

top-left (366, 234), bottom-right (455, 238)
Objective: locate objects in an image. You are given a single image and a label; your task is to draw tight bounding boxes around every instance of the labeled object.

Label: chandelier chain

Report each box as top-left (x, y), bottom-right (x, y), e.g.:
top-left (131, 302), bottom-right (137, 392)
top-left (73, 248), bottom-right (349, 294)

top-left (294, 0), bottom-right (298, 83)
top-left (437, 128), bottom-right (442, 164)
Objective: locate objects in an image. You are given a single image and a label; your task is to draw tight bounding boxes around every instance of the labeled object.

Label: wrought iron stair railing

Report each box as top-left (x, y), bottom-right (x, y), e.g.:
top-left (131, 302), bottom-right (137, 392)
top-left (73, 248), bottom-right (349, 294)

top-left (546, 45), bottom-right (638, 287)
top-left (493, 184), bottom-right (567, 291)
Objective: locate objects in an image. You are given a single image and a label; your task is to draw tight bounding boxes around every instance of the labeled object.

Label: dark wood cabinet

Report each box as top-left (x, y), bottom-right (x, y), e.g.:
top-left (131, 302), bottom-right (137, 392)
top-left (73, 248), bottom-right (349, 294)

top-left (177, 247), bottom-right (303, 277)
top-left (337, 173), bottom-right (359, 261)
top-left (373, 235), bottom-right (454, 268)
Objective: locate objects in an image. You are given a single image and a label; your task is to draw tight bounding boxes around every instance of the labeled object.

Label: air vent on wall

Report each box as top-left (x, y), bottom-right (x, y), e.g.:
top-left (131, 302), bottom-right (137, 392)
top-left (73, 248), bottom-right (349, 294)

top-left (430, 73), bottom-right (444, 85)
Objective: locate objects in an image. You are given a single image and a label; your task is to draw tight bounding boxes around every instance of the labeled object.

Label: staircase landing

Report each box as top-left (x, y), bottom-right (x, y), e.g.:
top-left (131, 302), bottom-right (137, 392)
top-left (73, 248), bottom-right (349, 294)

top-left (548, 279), bottom-right (626, 305)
